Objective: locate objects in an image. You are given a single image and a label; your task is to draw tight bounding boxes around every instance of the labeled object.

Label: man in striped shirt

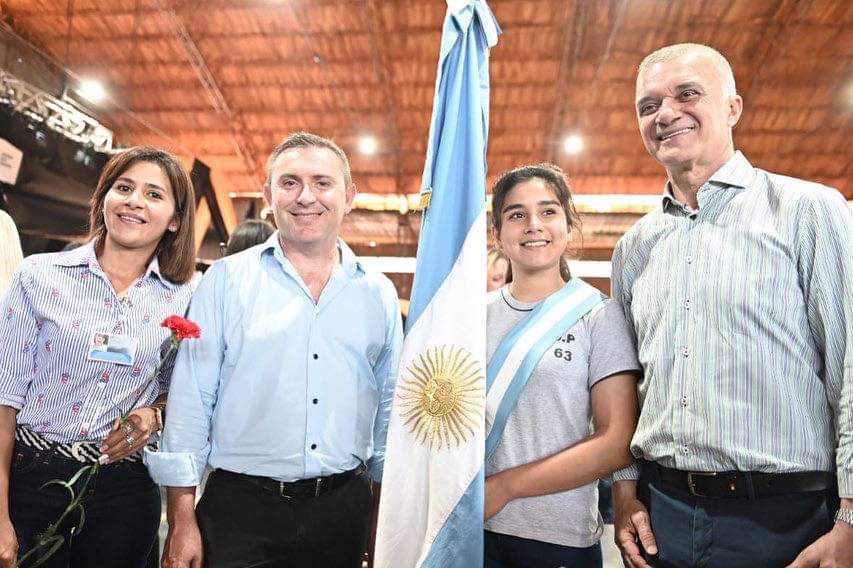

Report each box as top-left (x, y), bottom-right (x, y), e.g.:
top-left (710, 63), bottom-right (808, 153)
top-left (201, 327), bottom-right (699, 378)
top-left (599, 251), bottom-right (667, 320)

top-left (611, 43), bottom-right (852, 567)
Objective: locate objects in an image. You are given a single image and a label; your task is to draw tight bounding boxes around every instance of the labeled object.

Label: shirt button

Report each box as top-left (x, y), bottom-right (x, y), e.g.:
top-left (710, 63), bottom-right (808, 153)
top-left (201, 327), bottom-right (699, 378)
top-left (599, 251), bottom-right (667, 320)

top-left (681, 396), bottom-right (688, 407)
top-left (310, 443), bottom-right (317, 450)
top-left (682, 445), bottom-right (690, 454)
top-left (683, 299), bottom-right (691, 310)
top-left (313, 353), bottom-right (318, 360)
top-left (686, 255), bottom-right (693, 264)
top-left (312, 398), bottom-right (318, 405)
top-left (681, 347), bottom-right (689, 357)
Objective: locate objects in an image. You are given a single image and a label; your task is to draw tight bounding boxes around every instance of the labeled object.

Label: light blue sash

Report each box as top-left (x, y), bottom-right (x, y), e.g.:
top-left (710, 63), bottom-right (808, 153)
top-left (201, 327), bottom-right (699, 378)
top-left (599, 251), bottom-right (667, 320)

top-left (485, 278), bottom-right (603, 460)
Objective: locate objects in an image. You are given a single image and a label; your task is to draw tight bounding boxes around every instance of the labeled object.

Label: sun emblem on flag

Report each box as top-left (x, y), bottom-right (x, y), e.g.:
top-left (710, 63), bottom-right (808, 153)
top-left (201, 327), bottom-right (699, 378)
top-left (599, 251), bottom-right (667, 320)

top-left (397, 345), bottom-right (484, 449)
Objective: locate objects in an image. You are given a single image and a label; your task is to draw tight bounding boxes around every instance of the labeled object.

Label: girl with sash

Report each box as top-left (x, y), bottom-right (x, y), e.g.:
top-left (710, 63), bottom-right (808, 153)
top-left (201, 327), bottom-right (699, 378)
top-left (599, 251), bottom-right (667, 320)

top-left (484, 164), bottom-right (640, 567)
top-left (0, 147), bottom-right (196, 567)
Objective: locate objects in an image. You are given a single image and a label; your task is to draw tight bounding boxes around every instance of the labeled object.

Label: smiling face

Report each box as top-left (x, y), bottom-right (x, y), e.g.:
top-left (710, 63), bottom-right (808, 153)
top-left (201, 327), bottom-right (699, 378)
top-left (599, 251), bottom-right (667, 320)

top-left (635, 52), bottom-right (742, 175)
top-left (496, 178), bottom-right (570, 278)
top-left (102, 160), bottom-right (178, 257)
top-left (263, 145), bottom-right (356, 252)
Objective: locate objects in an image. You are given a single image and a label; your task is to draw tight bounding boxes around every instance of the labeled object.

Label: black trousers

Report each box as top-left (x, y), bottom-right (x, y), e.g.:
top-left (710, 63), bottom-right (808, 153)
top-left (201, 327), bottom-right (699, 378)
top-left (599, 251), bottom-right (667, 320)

top-left (484, 531), bottom-right (602, 568)
top-left (196, 469), bottom-right (373, 568)
top-left (10, 443), bottom-right (161, 568)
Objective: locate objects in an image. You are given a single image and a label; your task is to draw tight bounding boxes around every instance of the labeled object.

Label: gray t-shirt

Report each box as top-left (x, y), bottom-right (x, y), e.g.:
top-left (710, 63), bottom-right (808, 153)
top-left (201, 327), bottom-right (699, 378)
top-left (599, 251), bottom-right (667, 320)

top-left (484, 285), bottom-right (640, 548)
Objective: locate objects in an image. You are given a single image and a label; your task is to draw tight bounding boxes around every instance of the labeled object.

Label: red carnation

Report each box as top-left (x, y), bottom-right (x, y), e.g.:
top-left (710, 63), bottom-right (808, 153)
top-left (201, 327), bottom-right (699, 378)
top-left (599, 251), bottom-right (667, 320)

top-left (161, 315), bottom-right (201, 340)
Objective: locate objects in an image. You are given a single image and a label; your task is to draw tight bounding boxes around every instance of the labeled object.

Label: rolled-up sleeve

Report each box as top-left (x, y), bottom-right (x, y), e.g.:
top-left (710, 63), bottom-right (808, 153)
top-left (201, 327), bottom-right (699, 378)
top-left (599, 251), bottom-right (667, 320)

top-left (0, 265), bottom-right (39, 410)
top-left (144, 263), bottom-right (226, 486)
top-left (366, 280), bottom-right (403, 482)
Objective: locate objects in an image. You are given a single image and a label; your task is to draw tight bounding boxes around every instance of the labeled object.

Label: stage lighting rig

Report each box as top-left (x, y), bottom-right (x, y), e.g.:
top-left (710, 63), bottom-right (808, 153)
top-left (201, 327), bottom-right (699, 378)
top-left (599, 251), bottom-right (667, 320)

top-left (0, 69), bottom-right (113, 152)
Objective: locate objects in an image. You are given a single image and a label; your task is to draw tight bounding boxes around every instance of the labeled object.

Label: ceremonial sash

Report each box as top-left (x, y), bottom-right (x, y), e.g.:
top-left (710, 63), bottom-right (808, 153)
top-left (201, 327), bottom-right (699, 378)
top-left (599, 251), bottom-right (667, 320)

top-left (485, 278), bottom-right (603, 460)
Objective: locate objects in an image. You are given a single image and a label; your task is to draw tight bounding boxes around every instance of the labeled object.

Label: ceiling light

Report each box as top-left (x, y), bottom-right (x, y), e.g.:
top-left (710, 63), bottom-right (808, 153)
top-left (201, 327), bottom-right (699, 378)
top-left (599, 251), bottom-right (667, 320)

top-left (358, 136), bottom-right (378, 155)
top-left (78, 79), bottom-right (106, 103)
top-left (562, 134), bottom-right (584, 155)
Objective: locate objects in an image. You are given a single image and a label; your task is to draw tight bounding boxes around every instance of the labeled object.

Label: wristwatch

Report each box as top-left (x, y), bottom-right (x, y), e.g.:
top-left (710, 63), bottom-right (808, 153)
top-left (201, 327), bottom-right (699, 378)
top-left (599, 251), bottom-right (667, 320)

top-left (836, 507), bottom-right (853, 526)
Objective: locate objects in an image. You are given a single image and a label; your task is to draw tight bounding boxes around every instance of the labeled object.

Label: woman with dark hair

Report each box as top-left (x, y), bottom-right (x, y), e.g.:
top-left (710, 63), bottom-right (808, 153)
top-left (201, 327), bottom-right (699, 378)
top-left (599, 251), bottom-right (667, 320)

top-left (483, 164), bottom-right (640, 567)
top-left (0, 146), bottom-right (196, 567)
top-left (223, 218), bottom-right (275, 256)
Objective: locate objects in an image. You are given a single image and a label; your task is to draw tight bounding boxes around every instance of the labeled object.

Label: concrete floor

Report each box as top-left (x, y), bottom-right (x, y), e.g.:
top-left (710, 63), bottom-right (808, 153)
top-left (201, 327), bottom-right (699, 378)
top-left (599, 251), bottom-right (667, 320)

top-left (601, 524), bottom-right (624, 567)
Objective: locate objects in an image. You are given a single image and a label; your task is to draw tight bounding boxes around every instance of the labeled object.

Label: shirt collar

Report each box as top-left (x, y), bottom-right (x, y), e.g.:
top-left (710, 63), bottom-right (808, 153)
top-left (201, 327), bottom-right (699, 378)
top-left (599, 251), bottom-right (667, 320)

top-left (660, 150), bottom-right (755, 211)
top-left (260, 232), bottom-right (362, 278)
top-left (52, 240), bottom-right (174, 289)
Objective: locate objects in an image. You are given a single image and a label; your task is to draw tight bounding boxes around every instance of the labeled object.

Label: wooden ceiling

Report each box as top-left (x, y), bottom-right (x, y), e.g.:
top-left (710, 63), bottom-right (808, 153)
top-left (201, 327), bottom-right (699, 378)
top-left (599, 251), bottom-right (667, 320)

top-left (2, 0), bottom-right (851, 251)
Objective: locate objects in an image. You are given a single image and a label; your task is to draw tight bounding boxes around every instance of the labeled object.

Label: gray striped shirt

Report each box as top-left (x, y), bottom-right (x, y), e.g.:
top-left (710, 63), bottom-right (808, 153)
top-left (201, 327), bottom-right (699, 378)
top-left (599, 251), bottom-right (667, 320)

top-left (611, 151), bottom-right (853, 498)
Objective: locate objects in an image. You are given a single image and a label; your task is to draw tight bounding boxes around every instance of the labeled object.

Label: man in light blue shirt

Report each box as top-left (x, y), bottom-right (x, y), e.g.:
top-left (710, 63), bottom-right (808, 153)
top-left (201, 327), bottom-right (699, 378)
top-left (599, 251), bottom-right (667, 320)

top-left (146, 132), bottom-right (403, 568)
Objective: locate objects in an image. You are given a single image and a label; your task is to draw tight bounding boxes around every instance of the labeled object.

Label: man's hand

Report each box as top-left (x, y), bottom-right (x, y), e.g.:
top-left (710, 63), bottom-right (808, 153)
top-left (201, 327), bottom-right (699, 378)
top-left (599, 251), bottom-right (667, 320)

top-left (0, 517), bottom-right (17, 568)
top-left (614, 480), bottom-right (657, 568)
top-left (161, 518), bottom-right (203, 568)
top-left (787, 522), bottom-right (853, 568)
top-left (163, 487), bottom-right (202, 568)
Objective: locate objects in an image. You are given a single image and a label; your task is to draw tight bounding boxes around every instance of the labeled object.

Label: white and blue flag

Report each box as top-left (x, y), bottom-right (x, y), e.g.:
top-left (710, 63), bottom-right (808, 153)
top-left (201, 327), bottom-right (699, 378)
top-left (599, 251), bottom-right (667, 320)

top-left (374, 1), bottom-right (499, 567)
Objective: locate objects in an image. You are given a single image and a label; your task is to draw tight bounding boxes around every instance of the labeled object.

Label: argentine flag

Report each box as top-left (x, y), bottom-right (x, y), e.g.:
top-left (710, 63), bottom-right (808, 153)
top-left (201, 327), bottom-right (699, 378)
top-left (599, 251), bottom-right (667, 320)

top-left (374, 1), bottom-right (499, 567)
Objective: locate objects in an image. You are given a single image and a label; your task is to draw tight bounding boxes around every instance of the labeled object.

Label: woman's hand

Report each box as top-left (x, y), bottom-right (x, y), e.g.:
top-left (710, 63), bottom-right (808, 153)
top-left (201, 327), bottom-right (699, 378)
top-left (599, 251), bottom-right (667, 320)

top-left (0, 516), bottom-right (17, 568)
top-left (99, 407), bottom-right (158, 465)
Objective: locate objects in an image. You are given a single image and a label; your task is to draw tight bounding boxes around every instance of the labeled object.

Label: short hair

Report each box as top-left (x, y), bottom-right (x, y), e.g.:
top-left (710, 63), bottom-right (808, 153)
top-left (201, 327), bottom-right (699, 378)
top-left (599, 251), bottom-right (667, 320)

top-left (265, 132), bottom-right (352, 187)
top-left (224, 219), bottom-right (275, 256)
top-left (88, 146), bottom-right (196, 284)
top-left (638, 43), bottom-right (737, 99)
top-left (490, 163), bottom-right (582, 282)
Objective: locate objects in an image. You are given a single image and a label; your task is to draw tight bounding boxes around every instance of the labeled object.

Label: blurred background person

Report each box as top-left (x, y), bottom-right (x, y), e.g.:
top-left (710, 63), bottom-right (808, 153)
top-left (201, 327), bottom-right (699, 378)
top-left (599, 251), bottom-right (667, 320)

top-left (0, 209), bottom-right (23, 294)
top-left (487, 246), bottom-right (511, 292)
top-left (222, 218), bottom-right (275, 257)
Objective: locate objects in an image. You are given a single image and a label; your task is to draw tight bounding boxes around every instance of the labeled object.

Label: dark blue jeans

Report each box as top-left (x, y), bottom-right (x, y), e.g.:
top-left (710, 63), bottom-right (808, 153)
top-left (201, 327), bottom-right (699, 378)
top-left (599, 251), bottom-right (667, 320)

top-left (484, 530), bottom-right (603, 568)
top-left (639, 469), bottom-right (836, 567)
top-left (10, 443), bottom-right (160, 568)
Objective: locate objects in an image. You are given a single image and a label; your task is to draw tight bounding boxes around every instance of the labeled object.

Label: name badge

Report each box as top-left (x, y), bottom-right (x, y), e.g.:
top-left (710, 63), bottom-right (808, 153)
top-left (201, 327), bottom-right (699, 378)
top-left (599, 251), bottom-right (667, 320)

top-left (87, 331), bottom-right (138, 366)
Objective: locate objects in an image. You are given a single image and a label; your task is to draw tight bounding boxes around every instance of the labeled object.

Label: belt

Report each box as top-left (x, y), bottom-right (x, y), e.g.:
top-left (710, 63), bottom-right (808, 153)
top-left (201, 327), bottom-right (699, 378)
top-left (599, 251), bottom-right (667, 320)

top-left (15, 425), bottom-right (143, 464)
top-left (214, 466), bottom-right (363, 500)
top-left (653, 463), bottom-right (834, 499)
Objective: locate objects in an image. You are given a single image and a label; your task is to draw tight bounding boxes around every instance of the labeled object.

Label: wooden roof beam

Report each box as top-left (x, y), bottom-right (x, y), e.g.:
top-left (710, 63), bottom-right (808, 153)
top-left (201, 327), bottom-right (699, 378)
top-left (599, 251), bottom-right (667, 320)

top-left (156, 0), bottom-right (263, 192)
top-left (740, 0), bottom-right (803, 99)
top-left (546, 0), bottom-right (587, 163)
top-left (364, 0), bottom-right (404, 195)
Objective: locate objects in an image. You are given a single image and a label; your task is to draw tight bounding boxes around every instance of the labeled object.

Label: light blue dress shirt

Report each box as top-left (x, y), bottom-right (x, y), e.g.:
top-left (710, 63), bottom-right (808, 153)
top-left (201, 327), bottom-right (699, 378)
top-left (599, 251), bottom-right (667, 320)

top-left (145, 234), bottom-right (403, 485)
